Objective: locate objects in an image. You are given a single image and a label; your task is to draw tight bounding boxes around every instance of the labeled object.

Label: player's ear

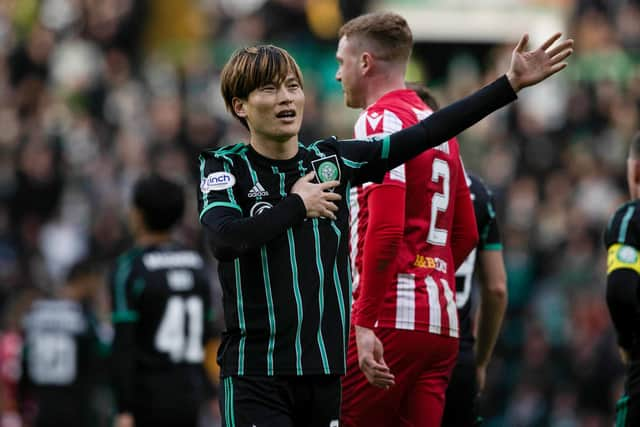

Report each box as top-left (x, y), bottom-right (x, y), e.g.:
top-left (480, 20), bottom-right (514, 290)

top-left (361, 52), bottom-right (373, 75)
top-left (232, 97), bottom-right (247, 118)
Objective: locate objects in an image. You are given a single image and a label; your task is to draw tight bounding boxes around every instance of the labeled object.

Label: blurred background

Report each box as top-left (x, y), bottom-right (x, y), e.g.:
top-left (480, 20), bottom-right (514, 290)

top-left (0, 0), bottom-right (638, 426)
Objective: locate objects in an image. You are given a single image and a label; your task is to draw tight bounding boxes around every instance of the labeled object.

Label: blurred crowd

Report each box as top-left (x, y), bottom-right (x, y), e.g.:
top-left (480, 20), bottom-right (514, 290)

top-left (0, 0), bottom-right (639, 426)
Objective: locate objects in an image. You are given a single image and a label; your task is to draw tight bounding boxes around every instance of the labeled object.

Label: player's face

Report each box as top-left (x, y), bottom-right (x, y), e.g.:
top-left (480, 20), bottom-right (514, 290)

top-left (236, 73), bottom-right (305, 144)
top-left (336, 36), bottom-right (366, 108)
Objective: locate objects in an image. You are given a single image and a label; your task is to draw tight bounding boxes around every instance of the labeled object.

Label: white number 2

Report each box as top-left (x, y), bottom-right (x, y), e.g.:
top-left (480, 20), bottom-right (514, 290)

top-left (427, 159), bottom-right (450, 246)
top-left (155, 296), bottom-right (204, 363)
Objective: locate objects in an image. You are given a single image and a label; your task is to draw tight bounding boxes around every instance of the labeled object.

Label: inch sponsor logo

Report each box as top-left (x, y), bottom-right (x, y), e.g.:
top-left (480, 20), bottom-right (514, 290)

top-left (200, 172), bottom-right (235, 193)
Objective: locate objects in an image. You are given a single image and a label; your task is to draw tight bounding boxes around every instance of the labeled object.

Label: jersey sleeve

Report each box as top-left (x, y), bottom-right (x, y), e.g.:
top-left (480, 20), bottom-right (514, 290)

top-left (198, 151), bottom-right (306, 261)
top-left (605, 202), bottom-right (640, 275)
top-left (604, 202), bottom-right (640, 351)
top-left (109, 252), bottom-right (142, 414)
top-left (198, 151), bottom-right (243, 221)
top-left (109, 251), bottom-right (143, 324)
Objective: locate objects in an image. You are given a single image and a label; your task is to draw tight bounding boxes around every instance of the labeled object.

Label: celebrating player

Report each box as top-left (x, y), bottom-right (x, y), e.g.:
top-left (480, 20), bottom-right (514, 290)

top-left (201, 31), bottom-right (572, 427)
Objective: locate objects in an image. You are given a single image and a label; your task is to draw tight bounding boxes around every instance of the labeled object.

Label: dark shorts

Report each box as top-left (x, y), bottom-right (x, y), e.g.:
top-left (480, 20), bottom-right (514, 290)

top-left (220, 375), bottom-right (341, 427)
top-left (442, 349), bottom-right (480, 427)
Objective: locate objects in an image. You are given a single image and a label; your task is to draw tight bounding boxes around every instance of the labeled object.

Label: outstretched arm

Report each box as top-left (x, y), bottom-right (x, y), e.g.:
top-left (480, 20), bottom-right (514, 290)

top-left (382, 33), bottom-right (573, 170)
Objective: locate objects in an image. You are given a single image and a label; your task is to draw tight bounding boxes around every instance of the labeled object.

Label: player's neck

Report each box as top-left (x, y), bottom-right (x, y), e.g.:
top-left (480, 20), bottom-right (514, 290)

top-left (363, 72), bottom-right (406, 108)
top-left (250, 134), bottom-right (299, 160)
top-left (136, 231), bottom-right (172, 247)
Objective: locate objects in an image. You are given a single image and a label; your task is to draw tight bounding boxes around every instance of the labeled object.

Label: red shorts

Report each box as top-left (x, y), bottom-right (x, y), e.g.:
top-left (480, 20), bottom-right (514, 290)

top-left (341, 327), bottom-right (458, 427)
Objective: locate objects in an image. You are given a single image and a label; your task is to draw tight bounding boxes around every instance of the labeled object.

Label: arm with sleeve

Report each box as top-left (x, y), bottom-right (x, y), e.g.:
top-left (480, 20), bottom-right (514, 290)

top-left (606, 244), bottom-right (640, 352)
top-left (344, 76), bottom-right (517, 187)
top-left (198, 153), bottom-right (306, 261)
top-left (110, 256), bottom-right (140, 415)
top-left (604, 203), bottom-right (640, 353)
top-left (351, 106), bottom-right (406, 328)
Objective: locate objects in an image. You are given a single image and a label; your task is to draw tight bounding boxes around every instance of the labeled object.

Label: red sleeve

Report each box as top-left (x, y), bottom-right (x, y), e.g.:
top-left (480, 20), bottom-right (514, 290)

top-left (451, 157), bottom-right (478, 270)
top-left (352, 184), bottom-right (405, 328)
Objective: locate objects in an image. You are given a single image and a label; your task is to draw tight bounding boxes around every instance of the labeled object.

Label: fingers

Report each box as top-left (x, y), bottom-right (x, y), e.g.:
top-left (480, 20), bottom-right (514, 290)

top-left (514, 33), bottom-right (529, 53)
top-left (319, 180), bottom-right (340, 191)
top-left (360, 359), bottom-right (396, 389)
top-left (301, 171), bottom-right (316, 182)
top-left (549, 48), bottom-right (573, 66)
top-left (538, 31), bottom-right (562, 51)
top-left (546, 38), bottom-right (573, 57)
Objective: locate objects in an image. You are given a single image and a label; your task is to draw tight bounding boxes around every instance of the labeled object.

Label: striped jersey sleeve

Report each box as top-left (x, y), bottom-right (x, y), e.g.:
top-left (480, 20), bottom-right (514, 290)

top-left (110, 248), bottom-right (144, 323)
top-left (198, 147), bottom-right (243, 221)
top-left (605, 200), bottom-right (640, 275)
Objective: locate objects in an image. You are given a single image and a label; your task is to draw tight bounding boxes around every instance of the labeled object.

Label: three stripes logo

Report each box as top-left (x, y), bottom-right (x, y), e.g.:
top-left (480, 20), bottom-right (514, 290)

top-left (248, 182), bottom-right (269, 198)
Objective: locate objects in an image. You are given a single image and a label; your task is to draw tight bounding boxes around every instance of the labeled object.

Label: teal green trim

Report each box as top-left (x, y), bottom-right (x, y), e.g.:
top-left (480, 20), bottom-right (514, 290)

top-left (619, 206), bottom-right (635, 243)
top-left (482, 243), bottom-right (503, 251)
top-left (240, 153), bottom-right (261, 199)
top-left (616, 394), bottom-right (629, 427)
top-left (113, 248), bottom-right (142, 314)
top-left (224, 377), bottom-right (236, 427)
top-left (298, 160), bottom-right (307, 176)
top-left (111, 310), bottom-right (138, 323)
top-left (260, 247), bottom-right (276, 375)
top-left (330, 222), bottom-right (346, 370)
top-left (199, 202), bottom-right (242, 220)
top-left (480, 222), bottom-right (491, 246)
top-left (381, 135), bottom-right (390, 159)
top-left (308, 141), bottom-right (324, 157)
top-left (312, 219), bottom-right (330, 373)
top-left (223, 162), bottom-right (238, 205)
top-left (342, 157), bottom-right (368, 169)
top-left (199, 155), bottom-right (209, 213)
top-left (234, 259), bottom-right (246, 375)
top-left (274, 166), bottom-right (303, 374)
top-left (132, 278), bottom-right (145, 298)
top-left (487, 201), bottom-right (496, 218)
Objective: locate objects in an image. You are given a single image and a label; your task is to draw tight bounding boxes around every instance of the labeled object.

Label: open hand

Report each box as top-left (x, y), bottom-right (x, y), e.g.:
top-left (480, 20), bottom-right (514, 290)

top-left (506, 32), bottom-right (573, 92)
top-left (291, 172), bottom-right (342, 219)
top-left (355, 325), bottom-right (395, 389)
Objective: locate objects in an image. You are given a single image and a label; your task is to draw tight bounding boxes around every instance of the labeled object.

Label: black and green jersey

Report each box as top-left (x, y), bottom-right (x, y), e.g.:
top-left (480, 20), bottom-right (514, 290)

top-left (454, 173), bottom-right (502, 351)
top-left (21, 299), bottom-right (102, 427)
top-left (109, 242), bottom-right (213, 413)
top-left (604, 199), bottom-right (640, 352)
top-left (198, 75), bottom-right (517, 377)
top-left (199, 140), bottom-right (388, 376)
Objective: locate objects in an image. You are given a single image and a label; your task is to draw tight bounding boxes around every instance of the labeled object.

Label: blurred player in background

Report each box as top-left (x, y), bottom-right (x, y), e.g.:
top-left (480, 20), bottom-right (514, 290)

top-left (20, 258), bottom-right (107, 427)
top-left (409, 83), bottom-right (508, 427)
top-left (336, 13), bottom-right (478, 426)
top-left (604, 131), bottom-right (640, 427)
top-left (110, 174), bottom-right (215, 427)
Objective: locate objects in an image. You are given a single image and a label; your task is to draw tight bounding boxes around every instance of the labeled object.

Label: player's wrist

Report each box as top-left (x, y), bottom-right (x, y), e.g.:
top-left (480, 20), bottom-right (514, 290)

top-left (504, 72), bottom-right (521, 93)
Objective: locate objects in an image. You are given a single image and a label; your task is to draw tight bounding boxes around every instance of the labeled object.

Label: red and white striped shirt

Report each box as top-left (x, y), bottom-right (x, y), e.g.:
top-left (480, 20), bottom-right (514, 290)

top-left (349, 89), bottom-right (477, 337)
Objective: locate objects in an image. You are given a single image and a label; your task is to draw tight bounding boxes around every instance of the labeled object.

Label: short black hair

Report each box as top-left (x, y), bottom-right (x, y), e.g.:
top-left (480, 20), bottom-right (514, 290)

top-left (630, 131), bottom-right (640, 159)
top-left (132, 174), bottom-right (185, 232)
top-left (66, 257), bottom-right (103, 284)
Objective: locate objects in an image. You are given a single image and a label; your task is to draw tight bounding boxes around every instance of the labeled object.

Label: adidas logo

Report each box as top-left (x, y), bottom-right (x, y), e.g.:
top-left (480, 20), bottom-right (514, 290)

top-left (248, 182), bottom-right (269, 198)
